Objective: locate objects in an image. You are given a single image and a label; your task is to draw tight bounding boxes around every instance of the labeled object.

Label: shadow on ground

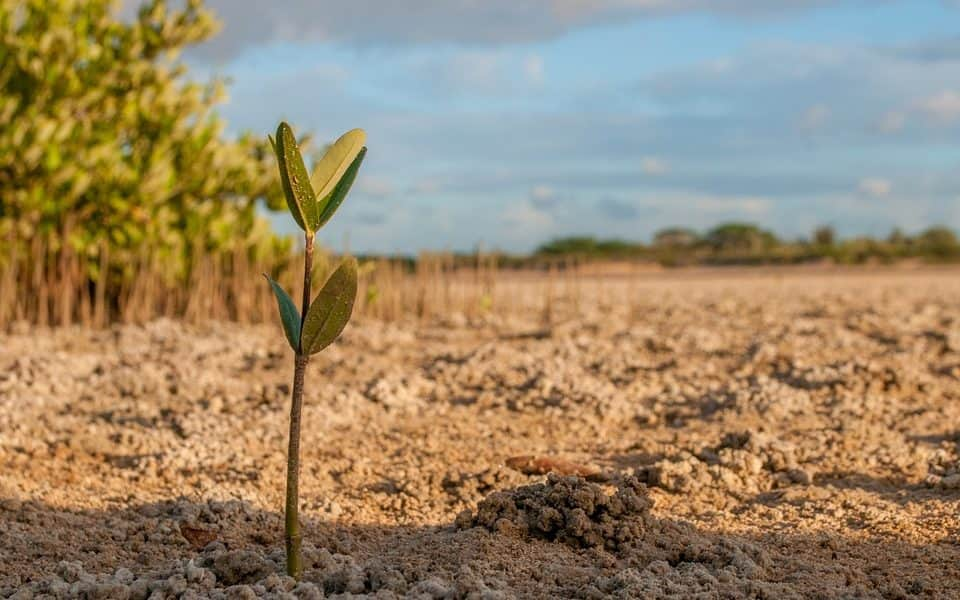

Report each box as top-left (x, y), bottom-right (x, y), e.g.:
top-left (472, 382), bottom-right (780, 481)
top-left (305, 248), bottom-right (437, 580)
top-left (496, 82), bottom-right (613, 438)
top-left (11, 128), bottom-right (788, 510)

top-left (1, 488), bottom-right (959, 598)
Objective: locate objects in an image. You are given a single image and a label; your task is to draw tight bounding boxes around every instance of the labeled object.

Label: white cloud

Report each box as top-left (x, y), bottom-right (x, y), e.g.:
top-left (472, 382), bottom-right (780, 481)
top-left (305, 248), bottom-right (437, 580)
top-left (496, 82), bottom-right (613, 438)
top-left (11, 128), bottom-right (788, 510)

top-left (417, 51), bottom-right (505, 94)
top-left (916, 90), bottom-right (960, 122)
top-left (177, 0), bottom-right (845, 59)
top-left (401, 50), bottom-right (551, 97)
top-left (640, 156), bottom-right (670, 175)
top-left (200, 3), bottom-right (960, 252)
top-left (502, 201), bottom-right (554, 231)
top-left (644, 40), bottom-right (960, 143)
top-left (858, 177), bottom-right (892, 198)
top-left (529, 185), bottom-right (556, 206)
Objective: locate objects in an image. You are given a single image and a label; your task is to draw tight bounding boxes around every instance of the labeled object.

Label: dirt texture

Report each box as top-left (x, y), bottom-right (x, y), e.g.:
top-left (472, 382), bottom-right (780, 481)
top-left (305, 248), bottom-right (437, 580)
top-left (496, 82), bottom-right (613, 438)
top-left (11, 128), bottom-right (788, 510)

top-left (2, 268), bottom-right (960, 598)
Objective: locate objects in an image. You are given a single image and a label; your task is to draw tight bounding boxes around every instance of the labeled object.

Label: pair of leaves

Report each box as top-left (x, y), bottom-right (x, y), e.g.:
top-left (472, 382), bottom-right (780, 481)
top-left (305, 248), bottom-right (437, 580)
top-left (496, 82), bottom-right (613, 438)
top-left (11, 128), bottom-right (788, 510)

top-left (264, 258), bottom-right (358, 355)
top-left (271, 123), bottom-right (366, 234)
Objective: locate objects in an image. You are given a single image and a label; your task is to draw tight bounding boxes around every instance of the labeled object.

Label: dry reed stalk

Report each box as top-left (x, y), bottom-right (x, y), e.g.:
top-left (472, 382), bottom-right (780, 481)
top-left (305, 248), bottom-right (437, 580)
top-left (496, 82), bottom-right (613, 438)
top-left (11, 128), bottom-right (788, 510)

top-left (56, 220), bottom-right (73, 326)
top-left (0, 235), bottom-right (600, 329)
top-left (32, 236), bottom-right (48, 327)
top-left (0, 230), bottom-right (18, 325)
top-left (78, 251), bottom-right (92, 327)
top-left (93, 240), bottom-right (108, 327)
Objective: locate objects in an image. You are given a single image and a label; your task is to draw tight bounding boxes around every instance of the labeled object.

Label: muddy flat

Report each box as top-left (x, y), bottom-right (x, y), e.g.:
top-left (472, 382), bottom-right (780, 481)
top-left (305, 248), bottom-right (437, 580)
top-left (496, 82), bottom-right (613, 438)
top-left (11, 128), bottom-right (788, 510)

top-left (2, 269), bottom-right (960, 598)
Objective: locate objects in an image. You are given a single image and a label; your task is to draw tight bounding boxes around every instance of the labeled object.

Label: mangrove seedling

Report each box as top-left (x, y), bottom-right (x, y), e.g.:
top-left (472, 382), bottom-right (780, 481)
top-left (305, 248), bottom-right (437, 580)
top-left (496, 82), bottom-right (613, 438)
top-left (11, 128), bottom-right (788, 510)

top-left (264, 122), bottom-right (366, 579)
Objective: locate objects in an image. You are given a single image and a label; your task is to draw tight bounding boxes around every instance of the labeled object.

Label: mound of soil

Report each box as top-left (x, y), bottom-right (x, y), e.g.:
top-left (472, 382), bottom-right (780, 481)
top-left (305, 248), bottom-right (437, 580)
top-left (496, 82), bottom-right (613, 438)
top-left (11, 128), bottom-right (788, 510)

top-left (457, 474), bottom-right (654, 550)
top-left (458, 475), bottom-right (771, 594)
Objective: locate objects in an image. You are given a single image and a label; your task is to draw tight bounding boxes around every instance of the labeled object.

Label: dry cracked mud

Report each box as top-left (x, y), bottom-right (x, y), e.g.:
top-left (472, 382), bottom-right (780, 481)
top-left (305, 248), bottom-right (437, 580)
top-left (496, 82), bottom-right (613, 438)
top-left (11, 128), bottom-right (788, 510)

top-left (2, 268), bottom-right (960, 598)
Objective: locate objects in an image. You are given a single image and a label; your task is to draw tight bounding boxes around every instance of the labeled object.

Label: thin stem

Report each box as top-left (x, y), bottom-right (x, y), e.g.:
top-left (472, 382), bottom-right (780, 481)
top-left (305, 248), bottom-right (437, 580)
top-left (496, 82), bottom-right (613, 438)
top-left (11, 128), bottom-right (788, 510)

top-left (285, 234), bottom-right (313, 580)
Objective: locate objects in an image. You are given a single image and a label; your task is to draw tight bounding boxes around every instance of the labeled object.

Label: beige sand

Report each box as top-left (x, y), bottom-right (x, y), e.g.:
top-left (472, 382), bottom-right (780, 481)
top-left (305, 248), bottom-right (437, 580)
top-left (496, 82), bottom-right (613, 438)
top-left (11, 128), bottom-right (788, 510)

top-left (1, 269), bottom-right (959, 598)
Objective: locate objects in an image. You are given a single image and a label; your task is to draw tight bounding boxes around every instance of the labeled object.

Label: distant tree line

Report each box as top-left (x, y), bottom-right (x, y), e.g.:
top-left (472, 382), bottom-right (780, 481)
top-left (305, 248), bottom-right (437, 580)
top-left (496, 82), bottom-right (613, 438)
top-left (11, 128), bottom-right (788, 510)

top-left (532, 223), bottom-right (960, 267)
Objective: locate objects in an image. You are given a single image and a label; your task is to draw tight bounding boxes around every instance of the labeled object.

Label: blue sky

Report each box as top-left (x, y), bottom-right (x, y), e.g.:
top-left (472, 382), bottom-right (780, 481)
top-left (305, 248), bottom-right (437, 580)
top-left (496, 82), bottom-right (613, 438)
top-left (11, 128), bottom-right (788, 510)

top-left (182, 0), bottom-right (960, 253)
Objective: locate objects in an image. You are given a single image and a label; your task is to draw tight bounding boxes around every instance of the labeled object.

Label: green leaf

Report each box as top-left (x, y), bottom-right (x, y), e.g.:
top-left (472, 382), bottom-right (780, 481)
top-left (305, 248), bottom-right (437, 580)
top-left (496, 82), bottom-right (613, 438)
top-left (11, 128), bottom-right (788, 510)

top-left (312, 129), bottom-right (366, 218)
top-left (275, 122), bottom-right (318, 233)
top-left (263, 274), bottom-right (301, 352)
top-left (300, 258), bottom-right (358, 355)
top-left (316, 147), bottom-right (366, 230)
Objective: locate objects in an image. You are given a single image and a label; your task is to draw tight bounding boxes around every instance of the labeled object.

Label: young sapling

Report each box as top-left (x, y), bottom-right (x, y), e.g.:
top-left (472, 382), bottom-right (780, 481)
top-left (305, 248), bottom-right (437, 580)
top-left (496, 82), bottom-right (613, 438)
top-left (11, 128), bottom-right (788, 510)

top-left (264, 122), bottom-right (367, 579)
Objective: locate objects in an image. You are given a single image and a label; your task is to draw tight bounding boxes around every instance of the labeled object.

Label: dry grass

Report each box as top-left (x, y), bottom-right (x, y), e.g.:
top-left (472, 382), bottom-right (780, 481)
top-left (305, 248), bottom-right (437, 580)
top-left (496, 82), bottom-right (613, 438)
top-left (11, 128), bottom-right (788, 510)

top-left (7, 238), bottom-right (948, 331)
top-left (0, 241), bottom-right (611, 328)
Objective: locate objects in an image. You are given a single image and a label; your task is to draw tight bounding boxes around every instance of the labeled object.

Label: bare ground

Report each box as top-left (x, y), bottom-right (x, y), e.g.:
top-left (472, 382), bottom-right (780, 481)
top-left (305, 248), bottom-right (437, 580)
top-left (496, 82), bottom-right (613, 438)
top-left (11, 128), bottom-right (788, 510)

top-left (2, 269), bottom-right (960, 599)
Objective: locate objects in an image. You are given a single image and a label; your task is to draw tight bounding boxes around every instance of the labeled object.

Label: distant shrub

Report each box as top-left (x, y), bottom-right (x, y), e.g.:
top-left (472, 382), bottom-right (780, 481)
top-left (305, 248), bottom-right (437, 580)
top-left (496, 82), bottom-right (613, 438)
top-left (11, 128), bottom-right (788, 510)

top-left (915, 227), bottom-right (960, 261)
top-left (653, 227), bottom-right (700, 249)
top-left (532, 224), bottom-right (960, 268)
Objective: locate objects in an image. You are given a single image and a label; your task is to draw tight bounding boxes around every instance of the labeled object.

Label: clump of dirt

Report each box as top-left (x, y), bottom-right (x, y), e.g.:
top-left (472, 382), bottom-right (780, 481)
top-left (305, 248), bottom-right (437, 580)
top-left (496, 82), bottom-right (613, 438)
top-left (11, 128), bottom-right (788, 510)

top-left (458, 474), bottom-right (774, 597)
top-left (926, 439), bottom-right (960, 489)
top-left (457, 474), bottom-right (653, 550)
top-left (644, 430), bottom-right (812, 496)
top-left (441, 466), bottom-right (528, 503)
top-left (8, 544), bottom-right (368, 600)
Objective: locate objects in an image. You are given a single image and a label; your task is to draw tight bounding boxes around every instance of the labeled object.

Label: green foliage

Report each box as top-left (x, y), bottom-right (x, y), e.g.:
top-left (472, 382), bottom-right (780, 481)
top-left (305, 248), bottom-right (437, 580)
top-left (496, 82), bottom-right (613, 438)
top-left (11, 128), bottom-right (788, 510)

top-left (275, 122), bottom-right (318, 233)
top-left (705, 223), bottom-right (779, 253)
top-left (888, 228), bottom-right (908, 245)
top-left (272, 125), bottom-right (366, 235)
top-left (265, 121), bottom-right (366, 355)
top-left (531, 224), bottom-right (960, 267)
top-left (264, 275), bottom-right (301, 351)
top-left (652, 228), bottom-right (700, 248)
top-left (0, 0), bottom-right (287, 280)
top-left (813, 226), bottom-right (836, 247)
top-left (536, 236), bottom-right (642, 258)
top-left (300, 258), bottom-right (358, 355)
top-left (316, 147), bottom-right (367, 230)
top-left (916, 227), bottom-right (960, 261)
top-left (312, 129), bottom-right (366, 218)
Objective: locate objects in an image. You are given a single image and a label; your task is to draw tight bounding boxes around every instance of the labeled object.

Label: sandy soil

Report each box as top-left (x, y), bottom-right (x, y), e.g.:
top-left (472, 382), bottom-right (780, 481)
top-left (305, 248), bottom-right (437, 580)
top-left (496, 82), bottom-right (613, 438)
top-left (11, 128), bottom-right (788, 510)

top-left (2, 269), bottom-right (960, 599)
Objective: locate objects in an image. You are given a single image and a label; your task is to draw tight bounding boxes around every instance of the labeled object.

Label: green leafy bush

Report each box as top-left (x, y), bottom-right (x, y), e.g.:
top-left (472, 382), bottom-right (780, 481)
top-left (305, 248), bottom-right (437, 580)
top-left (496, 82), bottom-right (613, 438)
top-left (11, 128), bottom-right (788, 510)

top-left (0, 0), bottom-right (288, 289)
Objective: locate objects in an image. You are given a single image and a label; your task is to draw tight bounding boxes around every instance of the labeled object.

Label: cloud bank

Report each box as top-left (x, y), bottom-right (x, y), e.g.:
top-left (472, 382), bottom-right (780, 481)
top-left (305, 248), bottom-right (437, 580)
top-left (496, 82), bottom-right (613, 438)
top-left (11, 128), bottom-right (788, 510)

top-left (189, 0), bottom-right (841, 59)
top-left (137, 0), bottom-right (960, 252)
